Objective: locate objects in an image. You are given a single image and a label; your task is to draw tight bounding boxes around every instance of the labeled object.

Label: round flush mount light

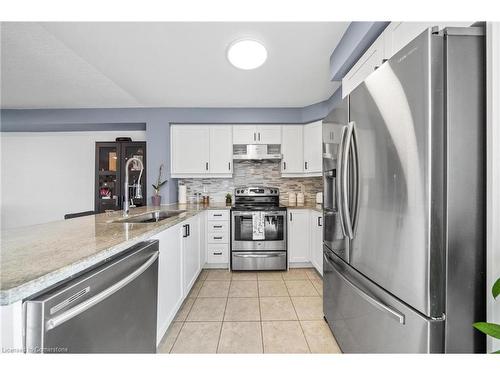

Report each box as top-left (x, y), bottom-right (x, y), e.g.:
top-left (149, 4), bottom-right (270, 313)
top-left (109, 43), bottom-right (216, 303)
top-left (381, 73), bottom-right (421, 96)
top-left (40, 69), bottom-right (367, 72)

top-left (227, 39), bottom-right (267, 70)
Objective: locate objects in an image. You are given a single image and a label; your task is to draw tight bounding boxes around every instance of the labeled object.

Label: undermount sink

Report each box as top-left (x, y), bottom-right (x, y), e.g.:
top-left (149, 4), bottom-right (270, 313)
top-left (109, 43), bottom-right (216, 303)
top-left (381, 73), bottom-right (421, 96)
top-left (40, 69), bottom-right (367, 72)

top-left (115, 210), bottom-right (186, 224)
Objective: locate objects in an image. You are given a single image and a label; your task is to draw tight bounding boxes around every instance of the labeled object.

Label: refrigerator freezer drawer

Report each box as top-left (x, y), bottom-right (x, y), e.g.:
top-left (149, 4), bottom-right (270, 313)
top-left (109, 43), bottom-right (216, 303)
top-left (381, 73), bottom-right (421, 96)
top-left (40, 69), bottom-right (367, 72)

top-left (323, 247), bottom-right (443, 353)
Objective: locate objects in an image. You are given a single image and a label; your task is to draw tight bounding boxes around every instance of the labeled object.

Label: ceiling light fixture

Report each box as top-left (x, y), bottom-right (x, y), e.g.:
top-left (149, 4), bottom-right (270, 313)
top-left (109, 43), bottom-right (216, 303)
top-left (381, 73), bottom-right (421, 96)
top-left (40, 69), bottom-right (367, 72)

top-left (227, 39), bottom-right (267, 70)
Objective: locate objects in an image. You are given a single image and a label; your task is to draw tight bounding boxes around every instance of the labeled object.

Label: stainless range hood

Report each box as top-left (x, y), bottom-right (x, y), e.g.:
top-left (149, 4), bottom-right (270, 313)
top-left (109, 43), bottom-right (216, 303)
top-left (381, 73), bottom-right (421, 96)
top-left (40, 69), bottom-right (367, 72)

top-left (233, 144), bottom-right (282, 160)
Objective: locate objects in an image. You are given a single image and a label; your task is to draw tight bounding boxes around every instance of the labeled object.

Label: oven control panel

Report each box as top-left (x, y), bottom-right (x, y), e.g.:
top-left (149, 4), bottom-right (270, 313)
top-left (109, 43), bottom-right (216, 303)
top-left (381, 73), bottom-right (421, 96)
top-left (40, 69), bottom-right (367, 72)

top-left (235, 187), bottom-right (279, 196)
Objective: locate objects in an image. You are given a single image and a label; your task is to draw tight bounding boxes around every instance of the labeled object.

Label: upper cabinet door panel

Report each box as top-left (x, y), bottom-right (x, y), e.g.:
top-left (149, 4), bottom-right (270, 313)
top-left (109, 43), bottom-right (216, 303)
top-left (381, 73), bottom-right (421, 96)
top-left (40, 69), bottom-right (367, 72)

top-left (384, 22), bottom-right (472, 59)
top-left (209, 125), bottom-right (233, 174)
top-left (342, 36), bottom-right (384, 97)
top-left (233, 125), bottom-right (257, 144)
top-left (281, 125), bottom-right (304, 173)
top-left (257, 125), bottom-right (282, 144)
top-left (303, 121), bottom-right (322, 173)
top-left (171, 126), bottom-right (210, 174)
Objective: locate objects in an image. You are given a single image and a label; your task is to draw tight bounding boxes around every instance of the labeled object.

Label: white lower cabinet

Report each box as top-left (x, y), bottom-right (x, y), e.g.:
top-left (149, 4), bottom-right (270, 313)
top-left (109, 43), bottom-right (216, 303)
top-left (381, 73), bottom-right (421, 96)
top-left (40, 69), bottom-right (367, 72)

top-left (287, 209), bottom-right (311, 264)
top-left (182, 215), bottom-right (201, 296)
top-left (205, 209), bottom-right (230, 268)
top-left (154, 213), bottom-right (202, 344)
top-left (152, 224), bottom-right (183, 345)
top-left (309, 212), bottom-right (324, 276)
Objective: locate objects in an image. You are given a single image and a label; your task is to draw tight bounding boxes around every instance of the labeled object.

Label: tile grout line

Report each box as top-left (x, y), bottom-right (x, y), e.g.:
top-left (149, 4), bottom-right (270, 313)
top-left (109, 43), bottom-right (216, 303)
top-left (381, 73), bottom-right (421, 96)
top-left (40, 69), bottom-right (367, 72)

top-left (168, 273), bottom-right (206, 353)
top-left (257, 274), bottom-right (265, 354)
top-left (284, 271), bottom-right (312, 354)
top-left (216, 272), bottom-right (231, 353)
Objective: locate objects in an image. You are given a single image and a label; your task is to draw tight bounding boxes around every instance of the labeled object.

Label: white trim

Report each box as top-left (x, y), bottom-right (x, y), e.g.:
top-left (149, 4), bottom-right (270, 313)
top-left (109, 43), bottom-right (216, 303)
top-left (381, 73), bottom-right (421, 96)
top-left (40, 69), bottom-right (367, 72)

top-left (486, 22), bottom-right (500, 354)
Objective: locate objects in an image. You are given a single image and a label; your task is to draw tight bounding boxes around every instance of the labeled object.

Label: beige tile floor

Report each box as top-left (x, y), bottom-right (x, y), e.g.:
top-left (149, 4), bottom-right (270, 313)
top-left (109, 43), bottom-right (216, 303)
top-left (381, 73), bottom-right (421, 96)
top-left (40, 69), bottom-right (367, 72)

top-left (158, 268), bottom-right (342, 354)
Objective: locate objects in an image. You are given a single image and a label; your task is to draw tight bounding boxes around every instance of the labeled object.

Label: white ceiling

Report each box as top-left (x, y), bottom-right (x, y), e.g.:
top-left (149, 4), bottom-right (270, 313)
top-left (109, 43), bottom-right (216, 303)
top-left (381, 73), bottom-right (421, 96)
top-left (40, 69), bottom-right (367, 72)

top-left (1, 22), bottom-right (348, 109)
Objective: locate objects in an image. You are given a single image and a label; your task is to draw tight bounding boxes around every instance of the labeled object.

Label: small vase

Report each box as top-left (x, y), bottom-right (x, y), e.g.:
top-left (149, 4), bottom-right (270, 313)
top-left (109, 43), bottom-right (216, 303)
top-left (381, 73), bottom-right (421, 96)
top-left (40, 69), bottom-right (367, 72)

top-left (151, 195), bottom-right (162, 206)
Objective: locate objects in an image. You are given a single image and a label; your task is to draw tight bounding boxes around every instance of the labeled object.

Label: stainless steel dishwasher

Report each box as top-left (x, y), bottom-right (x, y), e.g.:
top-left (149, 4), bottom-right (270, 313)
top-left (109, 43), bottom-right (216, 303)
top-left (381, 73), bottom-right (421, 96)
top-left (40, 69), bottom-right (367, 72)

top-left (24, 240), bottom-right (159, 353)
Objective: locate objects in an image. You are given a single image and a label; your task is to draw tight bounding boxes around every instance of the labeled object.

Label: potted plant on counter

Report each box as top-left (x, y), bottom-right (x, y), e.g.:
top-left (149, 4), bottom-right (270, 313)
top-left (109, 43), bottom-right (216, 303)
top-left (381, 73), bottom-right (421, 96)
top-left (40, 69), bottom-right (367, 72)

top-left (225, 193), bottom-right (232, 206)
top-left (151, 164), bottom-right (167, 206)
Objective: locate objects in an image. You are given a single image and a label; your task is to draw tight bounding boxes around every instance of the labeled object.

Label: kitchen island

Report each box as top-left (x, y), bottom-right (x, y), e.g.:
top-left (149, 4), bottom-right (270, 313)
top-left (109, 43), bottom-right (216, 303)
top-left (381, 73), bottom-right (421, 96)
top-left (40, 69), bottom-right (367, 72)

top-left (0, 203), bottom-right (230, 306)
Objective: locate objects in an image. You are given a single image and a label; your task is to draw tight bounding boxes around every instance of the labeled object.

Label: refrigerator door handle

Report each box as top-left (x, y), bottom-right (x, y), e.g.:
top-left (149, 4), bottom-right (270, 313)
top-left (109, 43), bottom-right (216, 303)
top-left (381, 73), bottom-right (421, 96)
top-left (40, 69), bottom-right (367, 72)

top-left (342, 122), bottom-right (355, 239)
top-left (328, 253), bottom-right (405, 325)
top-left (336, 126), bottom-right (347, 236)
top-left (351, 122), bottom-right (360, 237)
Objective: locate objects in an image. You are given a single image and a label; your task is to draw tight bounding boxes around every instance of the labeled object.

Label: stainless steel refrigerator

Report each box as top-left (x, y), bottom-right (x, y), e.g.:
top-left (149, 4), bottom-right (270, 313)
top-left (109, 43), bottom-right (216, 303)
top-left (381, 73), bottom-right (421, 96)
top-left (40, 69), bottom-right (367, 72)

top-left (322, 26), bottom-right (486, 353)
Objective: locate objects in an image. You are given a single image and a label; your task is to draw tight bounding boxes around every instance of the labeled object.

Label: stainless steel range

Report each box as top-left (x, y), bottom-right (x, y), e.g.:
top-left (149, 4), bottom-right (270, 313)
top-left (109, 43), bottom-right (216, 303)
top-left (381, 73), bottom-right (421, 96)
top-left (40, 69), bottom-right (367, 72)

top-left (230, 187), bottom-right (287, 271)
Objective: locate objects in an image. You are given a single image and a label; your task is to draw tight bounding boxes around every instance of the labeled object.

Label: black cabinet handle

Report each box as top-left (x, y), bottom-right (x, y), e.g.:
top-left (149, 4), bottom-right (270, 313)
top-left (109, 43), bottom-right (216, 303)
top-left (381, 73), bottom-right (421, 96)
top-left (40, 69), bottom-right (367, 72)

top-left (182, 224), bottom-right (188, 237)
top-left (213, 214), bottom-right (223, 217)
top-left (206, 162), bottom-right (209, 171)
top-left (289, 212), bottom-right (293, 221)
top-left (228, 162), bottom-right (231, 171)
top-left (187, 224), bottom-right (190, 237)
top-left (305, 161), bottom-right (308, 170)
top-left (213, 236), bottom-right (223, 240)
top-left (258, 132), bottom-right (261, 141)
top-left (283, 161), bottom-right (286, 170)
top-left (213, 252), bottom-right (223, 255)
top-left (318, 216), bottom-right (322, 227)
top-left (213, 225), bottom-right (223, 229)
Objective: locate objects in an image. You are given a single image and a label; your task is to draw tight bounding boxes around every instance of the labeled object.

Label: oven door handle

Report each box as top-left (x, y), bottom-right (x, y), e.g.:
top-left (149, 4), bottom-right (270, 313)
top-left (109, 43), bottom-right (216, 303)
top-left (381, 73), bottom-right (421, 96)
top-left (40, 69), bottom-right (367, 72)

top-left (233, 253), bottom-right (286, 258)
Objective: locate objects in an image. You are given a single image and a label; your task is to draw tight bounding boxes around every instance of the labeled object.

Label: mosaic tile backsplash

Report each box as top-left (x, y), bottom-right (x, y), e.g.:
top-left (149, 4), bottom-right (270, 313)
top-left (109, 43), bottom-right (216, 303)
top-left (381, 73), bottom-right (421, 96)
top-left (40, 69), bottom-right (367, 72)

top-left (178, 160), bottom-right (323, 203)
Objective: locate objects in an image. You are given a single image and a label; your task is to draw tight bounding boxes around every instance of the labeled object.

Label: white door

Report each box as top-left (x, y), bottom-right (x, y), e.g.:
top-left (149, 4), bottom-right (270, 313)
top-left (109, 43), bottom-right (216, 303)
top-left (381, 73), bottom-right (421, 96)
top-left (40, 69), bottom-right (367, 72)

top-left (209, 125), bottom-right (233, 174)
top-left (153, 225), bottom-right (183, 344)
top-left (309, 211), bottom-right (323, 276)
top-left (257, 125), bottom-right (282, 144)
top-left (303, 121), bottom-right (322, 174)
top-left (233, 125), bottom-right (257, 144)
top-left (288, 210), bottom-right (310, 263)
top-left (171, 125), bottom-right (210, 174)
top-left (182, 215), bottom-right (201, 296)
top-left (281, 125), bottom-right (304, 174)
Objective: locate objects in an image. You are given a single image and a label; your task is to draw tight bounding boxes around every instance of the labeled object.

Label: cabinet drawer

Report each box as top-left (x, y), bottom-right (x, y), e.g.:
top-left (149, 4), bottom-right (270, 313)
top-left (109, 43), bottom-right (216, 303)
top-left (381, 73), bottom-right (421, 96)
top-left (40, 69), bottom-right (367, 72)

top-left (207, 221), bottom-right (228, 232)
top-left (207, 210), bottom-right (229, 221)
top-left (208, 232), bottom-right (229, 244)
top-left (207, 244), bottom-right (229, 263)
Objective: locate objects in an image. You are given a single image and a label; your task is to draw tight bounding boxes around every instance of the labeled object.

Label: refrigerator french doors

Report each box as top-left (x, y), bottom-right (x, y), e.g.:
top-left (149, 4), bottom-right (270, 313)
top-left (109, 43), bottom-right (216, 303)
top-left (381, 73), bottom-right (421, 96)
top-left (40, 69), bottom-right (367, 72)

top-left (323, 27), bottom-right (486, 353)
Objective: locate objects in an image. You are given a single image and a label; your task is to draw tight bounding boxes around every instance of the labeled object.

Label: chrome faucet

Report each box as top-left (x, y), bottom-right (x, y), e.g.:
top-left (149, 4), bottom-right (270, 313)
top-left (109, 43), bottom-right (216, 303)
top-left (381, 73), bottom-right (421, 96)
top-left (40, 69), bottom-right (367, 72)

top-left (123, 157), bottom-right (144, 217)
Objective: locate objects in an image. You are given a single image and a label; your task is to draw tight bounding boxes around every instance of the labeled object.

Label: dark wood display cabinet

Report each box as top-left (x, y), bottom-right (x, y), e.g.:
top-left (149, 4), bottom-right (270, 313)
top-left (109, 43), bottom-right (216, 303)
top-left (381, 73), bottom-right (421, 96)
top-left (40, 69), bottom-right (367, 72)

top-left (95, 141), bottom-right (147, 213)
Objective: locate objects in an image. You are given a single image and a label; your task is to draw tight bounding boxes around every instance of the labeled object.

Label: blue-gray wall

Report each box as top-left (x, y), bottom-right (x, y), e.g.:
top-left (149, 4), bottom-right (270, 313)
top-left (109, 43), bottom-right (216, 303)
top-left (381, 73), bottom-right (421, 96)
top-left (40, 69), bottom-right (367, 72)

top-left (1, 20), bottom-right (389, 204)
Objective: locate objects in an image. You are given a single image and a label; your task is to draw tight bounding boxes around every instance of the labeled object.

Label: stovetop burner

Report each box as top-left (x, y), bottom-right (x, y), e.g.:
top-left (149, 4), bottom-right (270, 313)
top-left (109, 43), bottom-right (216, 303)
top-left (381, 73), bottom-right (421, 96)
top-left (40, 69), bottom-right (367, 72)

top-left (232, 186), bottom-right (283, 211)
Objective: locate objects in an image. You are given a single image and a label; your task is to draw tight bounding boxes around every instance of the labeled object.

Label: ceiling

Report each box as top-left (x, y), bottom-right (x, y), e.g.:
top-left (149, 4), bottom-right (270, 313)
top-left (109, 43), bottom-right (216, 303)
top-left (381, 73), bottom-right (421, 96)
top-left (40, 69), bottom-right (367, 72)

top-left (0, 22), bottom-right (348, 109)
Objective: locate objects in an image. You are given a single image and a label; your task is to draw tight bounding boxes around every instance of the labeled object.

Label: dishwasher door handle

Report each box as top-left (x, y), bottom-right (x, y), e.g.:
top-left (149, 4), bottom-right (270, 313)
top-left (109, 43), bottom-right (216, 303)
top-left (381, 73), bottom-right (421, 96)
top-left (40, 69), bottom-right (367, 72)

top-left (45, 252), bottom-right (159, 332)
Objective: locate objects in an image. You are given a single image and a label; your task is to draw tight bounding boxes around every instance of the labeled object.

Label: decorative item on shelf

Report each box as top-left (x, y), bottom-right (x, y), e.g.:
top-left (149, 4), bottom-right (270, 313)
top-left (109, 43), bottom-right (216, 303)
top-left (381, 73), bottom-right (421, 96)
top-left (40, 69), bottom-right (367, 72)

top-left (225, 193), bottom-right (232, 206)
top-left (151, 164), bottom-right (167, 206)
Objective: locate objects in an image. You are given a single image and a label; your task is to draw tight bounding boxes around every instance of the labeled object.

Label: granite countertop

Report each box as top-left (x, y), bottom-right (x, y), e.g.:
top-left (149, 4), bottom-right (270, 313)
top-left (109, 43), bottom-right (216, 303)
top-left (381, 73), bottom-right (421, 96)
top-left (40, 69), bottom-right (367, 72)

top-left (0, 203), bottom-right (230, 306)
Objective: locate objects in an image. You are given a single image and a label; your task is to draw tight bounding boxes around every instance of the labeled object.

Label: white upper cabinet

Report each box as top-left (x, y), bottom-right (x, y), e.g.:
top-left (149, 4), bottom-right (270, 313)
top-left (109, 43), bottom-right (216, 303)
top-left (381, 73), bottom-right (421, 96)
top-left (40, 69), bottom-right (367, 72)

top-left (303, 121), bottom-right (322, 174)
top-left (233, 125), bottom-right (281, 144)
top-left (232, 125), bottom-right (256, 144)
top-left (257, 125), bottom-right (282, 144)
top-left (384, 22), bottom-right (472, 59)
top-left (209, 125), bottom-right (233, 174)
top-left (281, 125), bottom-right (304, 175)
top-left (342, 21), bottom-right (472, 97)
top-left (171, 124), bottom-right (233, 178)
top-left (342, 34), bottom-right (385, 97)
top-left (171, 125), bottom-right (210, 175)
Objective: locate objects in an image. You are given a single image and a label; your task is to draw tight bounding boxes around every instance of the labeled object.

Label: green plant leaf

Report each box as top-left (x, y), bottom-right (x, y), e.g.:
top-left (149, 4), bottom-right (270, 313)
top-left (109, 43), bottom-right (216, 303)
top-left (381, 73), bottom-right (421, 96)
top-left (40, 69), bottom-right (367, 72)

top-left (493, 349), bottom-right (500, 354)
top-left (473, 322), bottom-right (500, 339)
top-left (492, 278), bottom-right (500, 299)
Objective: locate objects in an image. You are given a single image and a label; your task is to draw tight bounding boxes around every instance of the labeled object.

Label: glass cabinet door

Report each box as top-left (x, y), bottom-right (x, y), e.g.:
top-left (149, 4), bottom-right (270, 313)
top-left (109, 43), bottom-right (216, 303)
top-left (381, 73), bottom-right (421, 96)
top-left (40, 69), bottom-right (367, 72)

top-left (95, 143), bottom-right (120, 213)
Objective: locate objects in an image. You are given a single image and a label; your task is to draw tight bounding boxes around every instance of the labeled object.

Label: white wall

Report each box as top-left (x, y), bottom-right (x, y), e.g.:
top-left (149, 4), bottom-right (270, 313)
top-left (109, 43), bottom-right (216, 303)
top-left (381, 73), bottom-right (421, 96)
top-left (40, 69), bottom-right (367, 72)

top-left (486, 22), bottom-right (500, 353)
top-left (1, 131), bottom-right (146, 229)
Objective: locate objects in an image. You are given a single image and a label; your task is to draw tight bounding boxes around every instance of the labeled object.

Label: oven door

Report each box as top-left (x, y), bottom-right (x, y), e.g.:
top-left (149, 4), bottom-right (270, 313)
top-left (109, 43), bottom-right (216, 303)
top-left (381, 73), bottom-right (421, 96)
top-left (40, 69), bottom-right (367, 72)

top-left (231, 211), bottom-right (286, 251)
